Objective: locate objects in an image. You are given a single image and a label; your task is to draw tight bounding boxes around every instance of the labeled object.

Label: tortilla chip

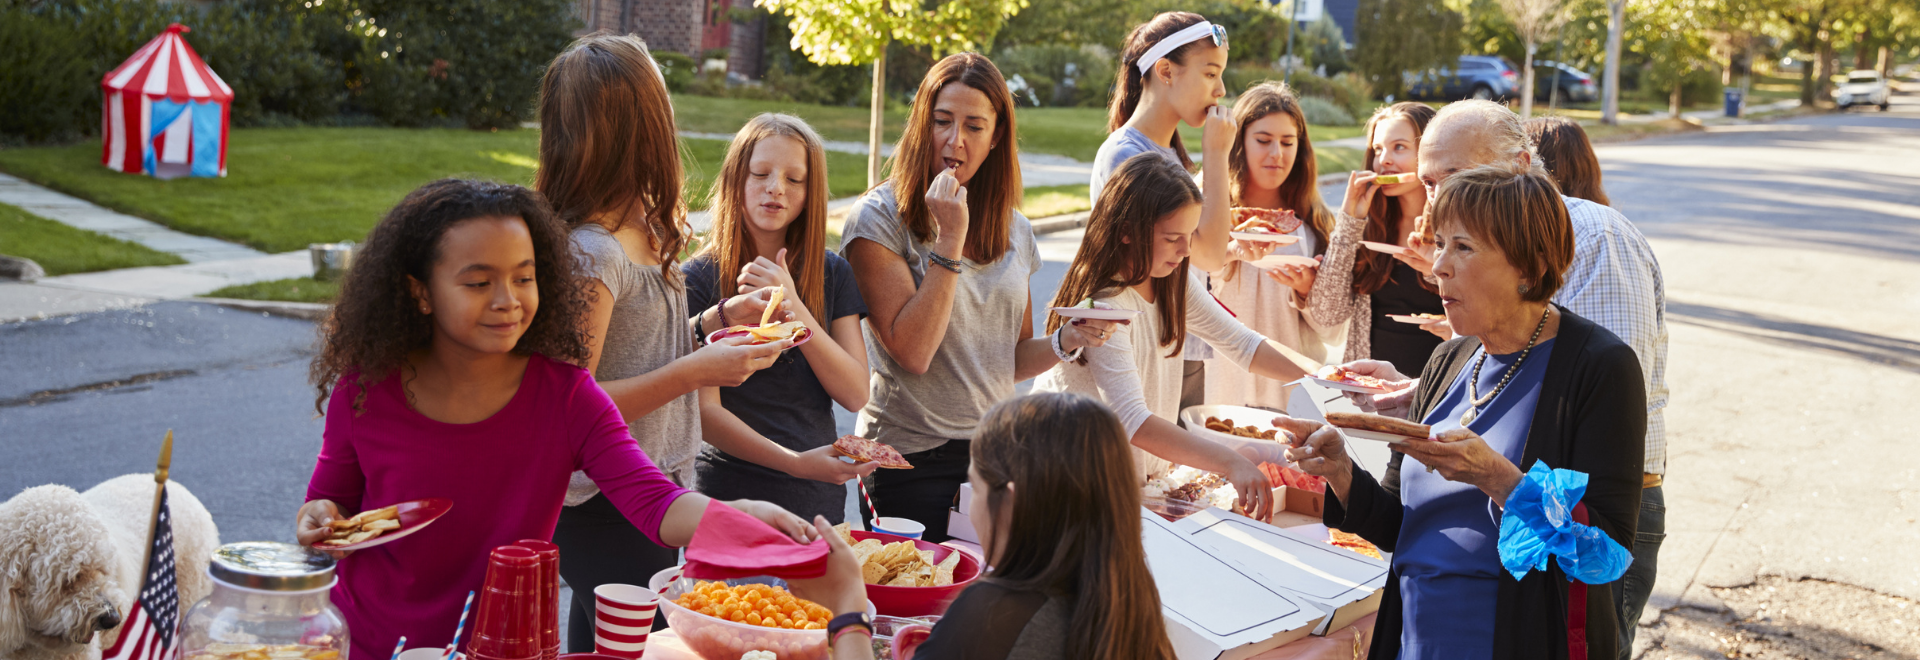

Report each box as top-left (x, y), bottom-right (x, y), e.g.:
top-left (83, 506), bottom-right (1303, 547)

top-left (861, 560), bottom-right (889, 584)
top-left (363, 519), bottom-right (401, 532)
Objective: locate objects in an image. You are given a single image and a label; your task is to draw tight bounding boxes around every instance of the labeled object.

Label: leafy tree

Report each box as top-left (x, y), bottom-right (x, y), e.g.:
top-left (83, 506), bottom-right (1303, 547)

top-left (1625, 0), bottom-right (1717, 117)
top-left (1355, 0), bottom-right (1463, 99)
top-left (1497, 0), bottom-right (1569, 117)
top-left (756, 0), bottom-right (1029, 187)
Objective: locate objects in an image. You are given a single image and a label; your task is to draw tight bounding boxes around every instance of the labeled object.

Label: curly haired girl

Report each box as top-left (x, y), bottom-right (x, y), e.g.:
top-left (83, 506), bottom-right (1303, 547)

top-left (296, 179), bottom-right (814, 660)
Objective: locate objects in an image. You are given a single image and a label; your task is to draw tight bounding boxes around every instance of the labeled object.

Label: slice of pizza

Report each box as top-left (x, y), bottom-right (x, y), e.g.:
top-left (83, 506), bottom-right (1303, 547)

top-left (1231, 207), bottom-right (1304, 234)
top-left (716, 320), bottom-right (809, 345)
top-left (832, 434), bottom-right (914, 469)
top-left (1320, 365), bottom-right (1392, 391)
top-left (1328, 529), bottom-right (1383, 559)
top-left (1325, 411), bottom-right (1431, 439)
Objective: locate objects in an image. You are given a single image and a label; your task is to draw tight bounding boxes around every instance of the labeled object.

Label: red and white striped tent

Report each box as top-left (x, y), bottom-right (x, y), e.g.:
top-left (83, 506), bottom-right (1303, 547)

top-left (101, 24), bottom-right (232, 178)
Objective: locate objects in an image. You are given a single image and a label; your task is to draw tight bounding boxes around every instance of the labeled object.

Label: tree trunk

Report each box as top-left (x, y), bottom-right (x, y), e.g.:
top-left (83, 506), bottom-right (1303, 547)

top-left (1602, 0), bottom-right (1626, 124)
top-left (1670, 79), bottom-right (1682, 119)
top-left (867, 49), bottom-right (887, 188)
top-left (1520, 39), bottom-right (1536, 118)
top-left (1798, 27), bottom-right (1817, 105)
top-left (1881, 46), bottom-right (1894, 79)
top-left (1855, 29), bottom-right (1871, 71)
top-left (1816, 32), bottom-right (1835, 103)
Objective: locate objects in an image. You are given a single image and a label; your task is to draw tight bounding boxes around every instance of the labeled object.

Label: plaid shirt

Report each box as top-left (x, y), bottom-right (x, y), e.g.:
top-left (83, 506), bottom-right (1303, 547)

top-left (1554, 196), bottom-right (1670, 475)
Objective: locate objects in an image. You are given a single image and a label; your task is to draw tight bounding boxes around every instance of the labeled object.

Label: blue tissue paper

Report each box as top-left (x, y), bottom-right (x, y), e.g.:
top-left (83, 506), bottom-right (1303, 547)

top-left (1498, 461), bottom-right (1633, 584)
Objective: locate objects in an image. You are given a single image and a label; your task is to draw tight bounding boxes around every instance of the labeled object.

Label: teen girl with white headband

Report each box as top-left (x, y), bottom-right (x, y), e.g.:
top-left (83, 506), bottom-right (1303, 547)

top-left (1093, 12), bottom-right (1244, 413)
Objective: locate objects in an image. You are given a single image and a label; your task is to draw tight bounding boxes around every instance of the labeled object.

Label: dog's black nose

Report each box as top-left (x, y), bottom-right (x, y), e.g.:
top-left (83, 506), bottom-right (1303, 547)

top-left (96, 607), bottom-right (122, 631)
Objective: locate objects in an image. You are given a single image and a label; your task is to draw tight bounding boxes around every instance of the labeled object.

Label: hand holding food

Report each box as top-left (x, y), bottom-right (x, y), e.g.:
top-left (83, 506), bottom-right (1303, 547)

top-left (1056, 299), bottom-right (1129, 353)
top-left (1279, 419), bottom-right (1353, 495)
top-left (294, 499), bottom-right (354, 558)
top-left (737, 249), bottom-right (803, 312)
top-left (924, 168), bottom-right (970, 247)
top-left (791, 444), bottom-right (879, 484)
top-left (1223, 458), bottom-right (1276, 522)
top-left (691, 333), bottom-right (791, 387)
top-left (723, 286), bottom-right (789, 331)
top-left (1341, 170), bottom-right (1384, 219)
top-left (1202, 105), bottom-right (1236, 158)
top-left (1389, 427), bottom-right (1524, 501)
top-left (313, 503), bottom-right (399, 548)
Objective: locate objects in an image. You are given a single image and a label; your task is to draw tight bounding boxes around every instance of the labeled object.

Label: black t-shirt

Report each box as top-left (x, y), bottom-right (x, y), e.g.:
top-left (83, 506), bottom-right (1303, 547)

top-left (681, 251), bottom-right (869, 522)
top-left (917, 580), bottom-right (1068, 660)
top-left (1368, 260), bottom-right (1448, 377)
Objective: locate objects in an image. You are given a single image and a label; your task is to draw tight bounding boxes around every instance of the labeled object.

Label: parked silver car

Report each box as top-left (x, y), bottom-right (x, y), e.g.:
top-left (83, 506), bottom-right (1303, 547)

top-left (1836, 70), bottom-right (1891, 111)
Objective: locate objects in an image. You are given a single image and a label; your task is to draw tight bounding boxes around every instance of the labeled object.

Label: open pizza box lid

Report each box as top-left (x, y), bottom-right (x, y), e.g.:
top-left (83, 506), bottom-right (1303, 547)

top-left (1142, 510), bottom-right (1325, 659)
top-left (1173, 508), bottom-right (1391, 635)
top-left (1285, 380), bottom-right (1399, 485)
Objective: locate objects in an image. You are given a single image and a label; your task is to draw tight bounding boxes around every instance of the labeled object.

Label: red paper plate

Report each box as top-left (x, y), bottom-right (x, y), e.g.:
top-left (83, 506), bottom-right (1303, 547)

top-left (315, 498), bottom-right (453, 551)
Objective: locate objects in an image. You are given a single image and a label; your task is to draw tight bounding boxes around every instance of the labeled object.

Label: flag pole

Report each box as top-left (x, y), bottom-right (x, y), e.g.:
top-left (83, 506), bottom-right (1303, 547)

top-left (140, 430), bottom-right (173, 577)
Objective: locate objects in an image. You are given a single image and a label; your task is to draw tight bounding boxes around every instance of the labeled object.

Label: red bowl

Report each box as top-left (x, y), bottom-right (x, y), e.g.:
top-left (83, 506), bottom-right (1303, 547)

top-left (848, 531), bottom-right (981, 617)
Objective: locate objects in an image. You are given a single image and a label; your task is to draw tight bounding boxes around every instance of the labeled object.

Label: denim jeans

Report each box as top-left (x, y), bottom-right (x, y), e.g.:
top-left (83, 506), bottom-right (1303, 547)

top-left (1613, 485), bottom-right (1665, 658)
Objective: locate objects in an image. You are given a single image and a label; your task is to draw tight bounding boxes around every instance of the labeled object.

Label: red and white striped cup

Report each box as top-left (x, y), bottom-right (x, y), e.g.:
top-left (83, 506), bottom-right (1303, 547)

top-left (592, 584), bottom-right (659, 659)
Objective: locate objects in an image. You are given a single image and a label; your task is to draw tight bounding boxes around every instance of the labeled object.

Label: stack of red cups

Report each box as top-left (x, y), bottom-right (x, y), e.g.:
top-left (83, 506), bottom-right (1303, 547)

top-left (469, 546), bottom-right (543, 660)
top-left (512, 539), bottom-right (562, 660)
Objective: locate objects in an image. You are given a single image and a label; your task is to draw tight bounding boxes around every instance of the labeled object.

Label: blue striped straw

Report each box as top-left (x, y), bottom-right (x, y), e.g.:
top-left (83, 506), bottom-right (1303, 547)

top-left (444, 591), bottom-right (475, 660)
top-left (390, 637), bottom-right (407, 660)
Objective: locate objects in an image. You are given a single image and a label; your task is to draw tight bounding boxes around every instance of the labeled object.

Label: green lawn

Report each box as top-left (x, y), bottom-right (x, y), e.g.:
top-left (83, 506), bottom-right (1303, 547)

top-left (1021, 184), bottom-right (1091, 219)
top-left (0, 201), bottom-right (183, 275)
top-left (206, 276), bottom-right (340, 303)
top-left (0, 127), bottom-right (871, 253)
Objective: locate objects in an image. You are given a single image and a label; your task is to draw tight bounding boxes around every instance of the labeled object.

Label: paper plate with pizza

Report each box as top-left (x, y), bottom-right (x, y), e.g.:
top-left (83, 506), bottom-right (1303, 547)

top-left (705, 286), bottom-right (812, 349)
top-left (1324, 411), bottom-right (1431, 443)
top-left (1228, 207), bottom-right (1303, 244)
top-left (1308, 365), bottom-right (1397, 394)
top-left (832, 434), bottom-right (914, 469)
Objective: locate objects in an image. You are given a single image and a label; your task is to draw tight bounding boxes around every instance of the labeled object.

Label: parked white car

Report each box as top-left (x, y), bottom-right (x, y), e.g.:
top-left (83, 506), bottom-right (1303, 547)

top-left (1835, 70), bottom-right (1891, 111)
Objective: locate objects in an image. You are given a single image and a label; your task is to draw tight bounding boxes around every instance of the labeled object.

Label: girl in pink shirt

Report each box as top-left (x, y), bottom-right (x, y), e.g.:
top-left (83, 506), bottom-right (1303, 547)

top-left (294, 179), bottom-right (816, 660)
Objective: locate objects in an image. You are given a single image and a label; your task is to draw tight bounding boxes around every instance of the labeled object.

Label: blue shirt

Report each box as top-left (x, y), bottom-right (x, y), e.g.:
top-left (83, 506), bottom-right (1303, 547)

top-left (1395, 338), bottom-right (1556, 659)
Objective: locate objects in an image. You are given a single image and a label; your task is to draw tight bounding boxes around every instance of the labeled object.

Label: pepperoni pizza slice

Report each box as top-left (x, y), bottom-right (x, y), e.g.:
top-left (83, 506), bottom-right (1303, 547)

top-left (832, 434), bottom-right (914, 469)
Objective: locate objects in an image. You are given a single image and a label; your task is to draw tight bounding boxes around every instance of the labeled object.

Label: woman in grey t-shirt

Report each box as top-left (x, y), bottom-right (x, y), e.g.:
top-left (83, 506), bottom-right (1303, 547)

top-left (840, 53), bottom-right (1117, 542)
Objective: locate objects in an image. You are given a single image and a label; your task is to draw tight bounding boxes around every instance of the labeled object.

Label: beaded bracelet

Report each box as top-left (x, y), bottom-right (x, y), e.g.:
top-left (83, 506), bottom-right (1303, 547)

top-left (927, 251), bottom-right (964, 274)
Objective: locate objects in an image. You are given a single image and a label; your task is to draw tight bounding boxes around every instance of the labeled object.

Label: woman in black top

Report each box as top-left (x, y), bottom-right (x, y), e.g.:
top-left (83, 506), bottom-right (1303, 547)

top-left (1284, 167), bottom-right (1643, 659)
top-left (790, 393), bottom-right (1177, 660)
top-left (1300, 102), bottom-right (1448, 377)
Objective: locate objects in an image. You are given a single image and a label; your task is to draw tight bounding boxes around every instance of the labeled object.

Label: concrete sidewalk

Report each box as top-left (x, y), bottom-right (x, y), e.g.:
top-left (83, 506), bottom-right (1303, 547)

top-left (0, 173), bottom-right (265, 263)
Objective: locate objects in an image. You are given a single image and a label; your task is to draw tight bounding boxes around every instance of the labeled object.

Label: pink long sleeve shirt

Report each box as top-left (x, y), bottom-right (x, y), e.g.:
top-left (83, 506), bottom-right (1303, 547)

top-left (306, 354), bottom-right (692, 660)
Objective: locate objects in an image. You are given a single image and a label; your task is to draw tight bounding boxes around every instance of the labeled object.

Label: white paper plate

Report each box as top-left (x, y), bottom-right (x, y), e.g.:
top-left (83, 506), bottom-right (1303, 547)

top-left (1306, 377), bottom-right (1393, 394)
top-left (1249, 255), bottom-right (1319, 270)
top-left (1358, 241), bottom-right (1408, 255)
top-left (1230, 232), bottom-right (1301, 245)
top-left (1336, 427), bottom-right (1423, 443)
top-left (1179, 404), bottom-right (1293, 456)
top-left (1387, 314), bottom-right (1444, 325)
top-left (1049, 306), bottom-right (1143, 321)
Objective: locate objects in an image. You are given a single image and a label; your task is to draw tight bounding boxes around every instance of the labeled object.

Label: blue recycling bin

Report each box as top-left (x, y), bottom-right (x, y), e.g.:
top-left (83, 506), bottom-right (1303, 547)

top-left (1723, 88), bottom-right (1744, 117)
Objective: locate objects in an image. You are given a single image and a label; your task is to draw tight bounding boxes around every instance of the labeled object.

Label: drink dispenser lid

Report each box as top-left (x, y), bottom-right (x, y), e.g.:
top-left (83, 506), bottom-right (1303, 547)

top-left (209, 542), bottom-right (337, 591)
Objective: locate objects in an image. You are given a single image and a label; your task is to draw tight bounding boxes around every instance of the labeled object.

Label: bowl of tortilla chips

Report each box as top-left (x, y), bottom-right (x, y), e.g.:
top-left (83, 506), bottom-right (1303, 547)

top-left (834, 525), bottom-right (981, 617)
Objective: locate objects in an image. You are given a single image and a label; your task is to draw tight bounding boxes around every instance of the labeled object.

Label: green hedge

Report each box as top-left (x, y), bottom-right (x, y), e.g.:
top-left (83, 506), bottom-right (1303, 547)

top-left (0, 0), bottom-right (575, 143)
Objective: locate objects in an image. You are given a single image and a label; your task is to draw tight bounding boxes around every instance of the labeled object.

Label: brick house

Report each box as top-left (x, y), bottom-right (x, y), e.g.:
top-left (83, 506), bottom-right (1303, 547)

top-left (575, 0), bottom-right (768, 79)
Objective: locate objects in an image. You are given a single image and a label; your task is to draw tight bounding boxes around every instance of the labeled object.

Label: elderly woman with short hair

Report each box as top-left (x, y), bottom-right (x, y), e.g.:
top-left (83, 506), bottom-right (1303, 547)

top-left (1283, 165), bottom-right (1645, 660)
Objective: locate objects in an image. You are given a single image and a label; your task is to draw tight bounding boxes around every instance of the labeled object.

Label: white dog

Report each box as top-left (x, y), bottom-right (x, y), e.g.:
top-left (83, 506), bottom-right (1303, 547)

top-left (0, 475), bottom-right (219, 660)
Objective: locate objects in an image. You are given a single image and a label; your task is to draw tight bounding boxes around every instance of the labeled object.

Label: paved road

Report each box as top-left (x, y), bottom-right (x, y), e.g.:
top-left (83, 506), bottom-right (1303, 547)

top-left (1597, 91), bottom-right (1920, 653)
top-left (3, 90), bottom-right (1916, 653)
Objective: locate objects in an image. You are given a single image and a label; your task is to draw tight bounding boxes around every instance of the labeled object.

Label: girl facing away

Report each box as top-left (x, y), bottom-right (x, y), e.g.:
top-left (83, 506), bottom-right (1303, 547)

top-left (786, 393), bottom-right (1180, 660)
top-left (296, 179), bottom-right (812, 660)
top-left (683, 113), bottom-right (876, 523)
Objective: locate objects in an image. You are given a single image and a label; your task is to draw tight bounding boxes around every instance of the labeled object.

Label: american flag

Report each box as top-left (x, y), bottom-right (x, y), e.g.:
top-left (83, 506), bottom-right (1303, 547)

top-left (101, 488), bottom-right (181, 660)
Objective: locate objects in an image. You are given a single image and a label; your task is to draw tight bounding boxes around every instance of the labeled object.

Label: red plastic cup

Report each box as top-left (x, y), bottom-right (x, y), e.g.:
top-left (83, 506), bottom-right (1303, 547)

top-left (514, 540), bottom-right (562, 660)
top-left (472, 546), bottom-right (542, 660)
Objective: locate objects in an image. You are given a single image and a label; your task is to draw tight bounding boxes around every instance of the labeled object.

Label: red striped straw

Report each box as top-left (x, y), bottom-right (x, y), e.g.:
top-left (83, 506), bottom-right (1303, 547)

top-left (857, 478), bottom-right (879, 523)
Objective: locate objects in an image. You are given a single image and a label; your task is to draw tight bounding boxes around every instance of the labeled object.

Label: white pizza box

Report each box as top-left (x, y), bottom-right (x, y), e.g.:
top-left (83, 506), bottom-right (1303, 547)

top-left (957, 481), bottom-right (975, 516)
top-left (1142, 510), bottom-right (1325, 660)
top-left (1174, 508), bottom-right (1390, 636)
top-left (946, 508), bottom-right (980, 544)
